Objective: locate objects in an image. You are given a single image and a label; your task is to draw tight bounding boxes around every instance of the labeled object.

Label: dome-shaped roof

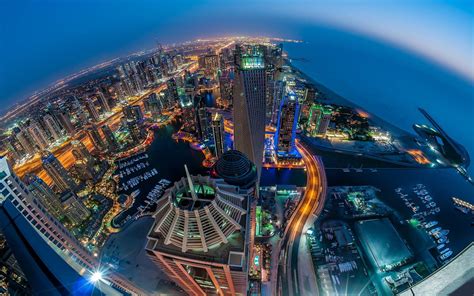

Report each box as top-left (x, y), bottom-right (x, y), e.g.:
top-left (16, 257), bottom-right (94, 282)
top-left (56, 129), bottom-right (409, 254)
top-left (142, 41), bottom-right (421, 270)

top-left (213, 150), bottom-right (257, 189)
top-left (151, 175), bottom-right (247, 253)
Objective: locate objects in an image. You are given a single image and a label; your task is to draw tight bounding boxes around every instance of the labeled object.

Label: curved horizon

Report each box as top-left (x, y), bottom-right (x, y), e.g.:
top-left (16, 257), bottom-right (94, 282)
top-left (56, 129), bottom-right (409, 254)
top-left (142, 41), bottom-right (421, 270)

top-left (0, 1), bottom-right (472, 112)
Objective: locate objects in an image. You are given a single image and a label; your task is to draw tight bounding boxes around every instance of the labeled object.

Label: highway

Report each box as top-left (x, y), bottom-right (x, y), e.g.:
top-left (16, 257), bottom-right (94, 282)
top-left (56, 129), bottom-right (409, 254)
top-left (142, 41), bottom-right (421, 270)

top-left (276, 139), bottom-right (327, 296)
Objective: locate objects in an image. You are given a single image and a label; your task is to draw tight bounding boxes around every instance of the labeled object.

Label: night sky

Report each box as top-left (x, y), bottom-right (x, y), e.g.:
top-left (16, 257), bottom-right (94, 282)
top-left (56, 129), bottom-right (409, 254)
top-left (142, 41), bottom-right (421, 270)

top-left (1, 0), bottom-right (472, 109)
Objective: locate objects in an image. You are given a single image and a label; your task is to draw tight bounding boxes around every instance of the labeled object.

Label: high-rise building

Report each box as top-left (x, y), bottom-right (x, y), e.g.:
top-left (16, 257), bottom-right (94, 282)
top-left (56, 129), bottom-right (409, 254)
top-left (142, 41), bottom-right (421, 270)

top-left (27, 121), bottom-right (49, 150)
top-left (41, 152), bottom-right (76, 193)
top-left (43, 114), bottom-right (62, 141)
top-left (211, 113), bottom-right (225, 158)
top-left (146, 166), bottom-right (252, 295)
top-left (5, 136), bottom-right (23, 160)
top-left (126, 119), bottom-right (144, 143)
top-left (166, 78), bottom-right (179, 103)
top-left (123, 105), bottom-right (144, 122)
top-left (0, 157), bottom-right (140, 295)
top-left (56, 109), bottom-right (75, 136)
top-left (23, 174), bottom-right (63, 219)
top-left (318, 109), bottom-right (332, 135)
top-left (84, 98), bottom-right (100, 122)
top-left (144, 93), bottom-right (162, 118)
top-left (71, 140), bottom-right (95, 166)
top-left (218, 73), bottom-right (233, 108)
top-left (195, 97), bottom-right (209, 141)
top-left (13, 127), bottom-right (35, 156)
top-left (199, 54), bottom-right (219, 75)
top-left (60, 191), bottom-right (90, 225)
top-left (233, 44), bottom-right (267, 177)
top-left (307, 104), bottom-right (332, 137)
top-left (275, 94), bottom-right (300, 155)
top-left (97, 91), bottom-right (111, 113)
top-left (86, 124), bottom-right (105, 151)
top-left (270, 80), bottom-right (285, 126)
top-left (101, 125), bottom-right (119, 152)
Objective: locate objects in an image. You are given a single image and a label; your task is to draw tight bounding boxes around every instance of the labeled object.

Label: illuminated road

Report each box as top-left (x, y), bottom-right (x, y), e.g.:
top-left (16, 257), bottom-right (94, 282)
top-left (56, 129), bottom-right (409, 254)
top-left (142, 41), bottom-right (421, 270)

top-left (276, 139), bottom-right (327, 296)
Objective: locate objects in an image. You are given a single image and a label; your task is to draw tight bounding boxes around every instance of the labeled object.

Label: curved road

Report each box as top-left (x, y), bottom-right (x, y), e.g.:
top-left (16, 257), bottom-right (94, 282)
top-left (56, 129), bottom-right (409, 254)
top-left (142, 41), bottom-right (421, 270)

top-left (277, 139), bottom-right (327, 296)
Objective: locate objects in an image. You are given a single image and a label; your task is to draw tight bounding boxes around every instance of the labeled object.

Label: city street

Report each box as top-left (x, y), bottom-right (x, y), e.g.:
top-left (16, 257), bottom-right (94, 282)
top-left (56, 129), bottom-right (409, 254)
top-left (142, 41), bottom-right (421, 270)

top-left (276, 139), bottom-right (327, 296)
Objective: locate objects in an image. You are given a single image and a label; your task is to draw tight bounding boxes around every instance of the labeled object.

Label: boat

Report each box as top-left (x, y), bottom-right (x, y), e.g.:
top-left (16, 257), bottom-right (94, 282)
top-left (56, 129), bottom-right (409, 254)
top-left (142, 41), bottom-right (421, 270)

top-left (429, 202), bottom-right (436, 207)
top-left (437, 244), bottom-right (445, 250)
top-left (424, 221), bottom-right (438, 229)
top-left (437, 236), bottom-right (448, 244)
top-left (434, 230), bottom-right (450, 239)
top-left (452, 197), bottom-right (474, 213)
top-left (439, 250), bottom-right (453, 260)
top-left (131, 189), bottom-right (140, 198)
top-left (429, 227), bottom-right (442, 235)
top-left (440, 248), bottom-right (451, 255)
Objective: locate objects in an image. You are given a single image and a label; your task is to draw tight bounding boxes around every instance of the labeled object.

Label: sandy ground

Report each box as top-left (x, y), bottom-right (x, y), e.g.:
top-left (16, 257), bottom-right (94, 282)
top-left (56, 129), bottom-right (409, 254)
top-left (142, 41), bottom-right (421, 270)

top-left (101, 216), bottom-right (184, 295)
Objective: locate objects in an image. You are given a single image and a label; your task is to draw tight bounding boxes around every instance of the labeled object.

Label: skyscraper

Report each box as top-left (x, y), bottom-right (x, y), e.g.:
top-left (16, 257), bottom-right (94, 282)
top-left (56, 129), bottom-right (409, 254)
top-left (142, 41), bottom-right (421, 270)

top-left (84, 98), bottom-right (100, 122)
top-left (233, 44), bottom-right (267, 176)
top-left (211, 113), bottom-right (225, 158)
top-left (166, 78), bottom-right (179, 103)
top-left (56, 109), bottom-right (76, 136)
top-left (86, 124), bottom-right (106, 151)
top-left (23, 174), bottom-right (64, 219)
top-left (41, 152), bottom-right (76, 192)
top-left (146, 166), bottom-right (251, 295)
top-left (71, 140), bottom-right (95, 166)
top-left (60, 191), bottom-right (90, 225)
top-left (97, 91), bottom-right (111, 113)
top-left (0, 157), bottom-right (140, 295)
top-left (13, 127), bottom-right (35, 156)
top-left (195, 97), bottom-right (210, 141)
top-left (307, 104), bottom-right (332, 137)
top-left (123, 105), bottom-right (144, 122)
top-left (43, 114), bottom-right (62, 141)
top-left (275, 94), bottom-right (300, 155)
top-left (27, 121), bottom-right (49, 150)
top-left (101, 124), bottom-right (119, 152)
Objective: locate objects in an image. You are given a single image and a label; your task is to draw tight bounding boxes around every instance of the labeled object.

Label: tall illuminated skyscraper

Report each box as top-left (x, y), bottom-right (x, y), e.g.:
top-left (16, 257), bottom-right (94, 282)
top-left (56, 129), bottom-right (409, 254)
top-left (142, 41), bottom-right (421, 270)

top-left (211, 113), bottom-right (225, 158)
top-left (71, 140), bottom-right (95, 166)
top-left (43, 114), bottom-right (62, 141)
top-left (41, 152), bottom-right (76, 193)
top-left (13, 127), bottom-right (35, 155)
top-left (27, 121), bottom-right (49, 150)
top-left (307, 104), bottom-right (333, 136)
top-left (86, 124), bottom-right (106, 151)
top-left (56, 109), bottom-right (76, 136)
top-left (84, 98), bottom-right (100, 122)
top-left (275, 93), bottom-right (300, 155)
top-left (101, 125), bottom-right (119, 152)
top-left (233, 44), bottom-right (267, 176)
top-left (23, 174), bottom-right (64, 219)
top-left (97, 91), bottom-right (111, 113)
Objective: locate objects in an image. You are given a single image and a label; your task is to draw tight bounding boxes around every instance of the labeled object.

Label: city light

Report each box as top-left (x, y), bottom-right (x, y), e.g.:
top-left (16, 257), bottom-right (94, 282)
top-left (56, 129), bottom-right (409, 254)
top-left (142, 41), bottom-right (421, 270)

top-left (89, 271), bottom-right (104, 283)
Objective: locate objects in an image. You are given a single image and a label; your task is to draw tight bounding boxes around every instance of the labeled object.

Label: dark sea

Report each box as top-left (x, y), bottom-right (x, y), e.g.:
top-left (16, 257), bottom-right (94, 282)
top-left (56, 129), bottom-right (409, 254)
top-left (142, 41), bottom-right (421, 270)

top-left (282, 27), bottom-right (474, 174)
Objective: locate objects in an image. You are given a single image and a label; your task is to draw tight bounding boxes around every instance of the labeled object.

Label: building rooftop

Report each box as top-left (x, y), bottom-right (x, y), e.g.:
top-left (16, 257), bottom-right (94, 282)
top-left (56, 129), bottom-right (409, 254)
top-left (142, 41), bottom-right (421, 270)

top-left (146, 170), bottom-right (249, 265)
top-left (212, 150), bottom-right (257, 189)
top-left (355, 218), bottom-right (413, 271)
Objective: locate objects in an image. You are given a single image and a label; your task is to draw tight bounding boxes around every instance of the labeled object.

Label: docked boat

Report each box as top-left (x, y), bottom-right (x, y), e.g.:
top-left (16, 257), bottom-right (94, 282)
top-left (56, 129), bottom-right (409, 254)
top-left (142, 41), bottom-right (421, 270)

top-left (437, 244), bottom-right (445, 250)
top-left (437, 236), bottom-right (448, 244)
top-left (429, 227), bottom-right (442, 235)
top-left (434, 230), bottom-right (450, 239)
top-left (440, 248), bottom-right (451, 255)
top-left (439, 250), bottom-right (453, 261)
top-left (131, 189), bottom-right (140, 198)
top-left (424, 221), bottom-right (438, 229)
